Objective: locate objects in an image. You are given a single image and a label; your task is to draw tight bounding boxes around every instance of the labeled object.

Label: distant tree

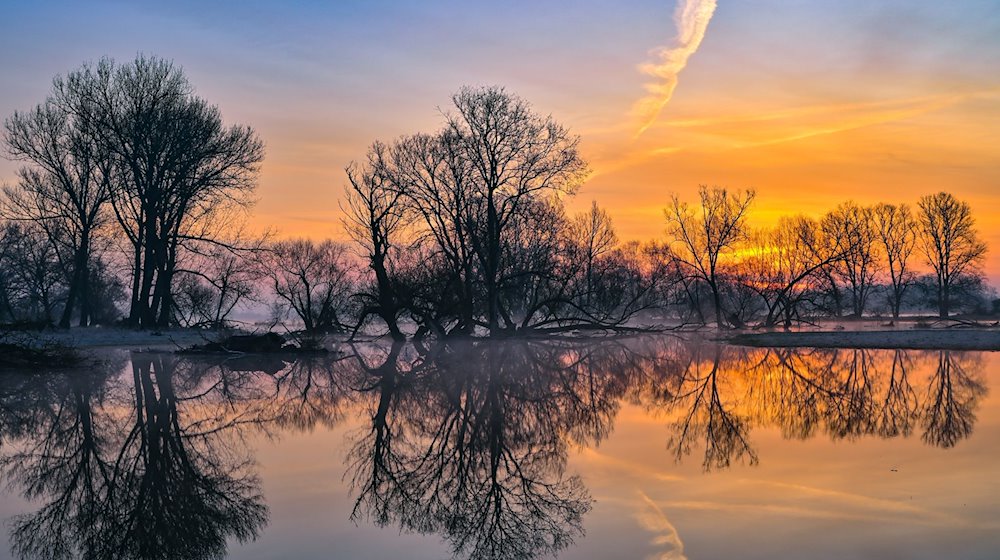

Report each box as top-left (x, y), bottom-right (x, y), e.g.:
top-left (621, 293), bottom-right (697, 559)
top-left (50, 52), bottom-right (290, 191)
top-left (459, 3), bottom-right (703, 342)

top-left (260, 239), bottom-right (356, 333)
top-left (913, 273), bottom-right (991, 317)
top-left (173, 246), bottom-right (259, 328)
top-left (665, 185), bottom-right (755, 328)
top-left (873, 203), bottom-right (917, 318)
top-left (821, 202), bottom-right (879, 318)
top-left (3, 71), bottom-right (113, 327)
top-left (741, 215), bottom-right (839, 328)
top-left (567, 201), bottom-right (618, 307)
top-left (0, 222), bottom-right (64, 324)
top-left (916, 192), bottom-right (987, 318)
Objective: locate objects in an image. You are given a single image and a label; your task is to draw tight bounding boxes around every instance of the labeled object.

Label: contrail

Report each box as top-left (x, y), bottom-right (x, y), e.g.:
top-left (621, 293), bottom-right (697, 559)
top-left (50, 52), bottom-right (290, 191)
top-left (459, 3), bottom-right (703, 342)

top-left (635, 491), bottom-right (688, 560)
top-left (633, 0), bottom-right (717, 136)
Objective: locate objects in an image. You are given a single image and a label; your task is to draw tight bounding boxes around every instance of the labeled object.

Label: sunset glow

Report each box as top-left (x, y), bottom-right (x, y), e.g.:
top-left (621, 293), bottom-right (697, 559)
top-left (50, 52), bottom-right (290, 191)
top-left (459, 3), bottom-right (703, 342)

top-left (1, 1), bottom-right (998, 277)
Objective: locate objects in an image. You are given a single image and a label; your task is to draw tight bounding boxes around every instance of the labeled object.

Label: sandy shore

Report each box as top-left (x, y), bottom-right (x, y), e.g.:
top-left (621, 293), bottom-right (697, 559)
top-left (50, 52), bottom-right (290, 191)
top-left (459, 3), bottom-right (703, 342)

top-left (729, 329), bottom-right (1000, 351)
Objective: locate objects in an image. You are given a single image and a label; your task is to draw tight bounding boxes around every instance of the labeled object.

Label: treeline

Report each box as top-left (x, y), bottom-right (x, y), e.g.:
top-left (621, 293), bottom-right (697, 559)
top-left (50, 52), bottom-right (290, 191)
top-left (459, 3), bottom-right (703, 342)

top-left (0, 56), bottom-right (992, 335)
top-left (663, 187), bottom-right (992, 328)
top-left (338, 87), bottom-right (992, 337)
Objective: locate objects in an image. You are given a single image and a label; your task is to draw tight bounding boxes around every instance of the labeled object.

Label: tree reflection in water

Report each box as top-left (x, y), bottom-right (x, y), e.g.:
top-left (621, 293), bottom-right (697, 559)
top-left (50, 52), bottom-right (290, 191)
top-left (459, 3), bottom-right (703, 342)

top-left (653, 343), bottom-right (987, 470)
top-left (0, 354), bottom-right (269, 560)
top-left (922, 351), bottom-right (986, 448)
top-left (0, 338), bottom-right (990, 559)
top-left (346, 340), bottom-right (637, 560)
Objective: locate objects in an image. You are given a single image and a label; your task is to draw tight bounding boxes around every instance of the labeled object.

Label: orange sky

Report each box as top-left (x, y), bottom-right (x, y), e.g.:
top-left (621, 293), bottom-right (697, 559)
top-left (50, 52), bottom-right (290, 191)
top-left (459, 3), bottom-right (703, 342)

top-left (2, 1), bottom-right (999, 279)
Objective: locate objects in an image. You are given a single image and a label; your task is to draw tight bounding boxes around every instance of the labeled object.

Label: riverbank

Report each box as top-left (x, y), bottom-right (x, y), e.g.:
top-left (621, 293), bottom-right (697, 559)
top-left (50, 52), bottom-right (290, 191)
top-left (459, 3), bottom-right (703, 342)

top-left (6, 323), bottom-right (1000, 353)
top-left (2, 327), bottom-right (224, 351)
top-left (729, 328), bottom-right (1000, 351)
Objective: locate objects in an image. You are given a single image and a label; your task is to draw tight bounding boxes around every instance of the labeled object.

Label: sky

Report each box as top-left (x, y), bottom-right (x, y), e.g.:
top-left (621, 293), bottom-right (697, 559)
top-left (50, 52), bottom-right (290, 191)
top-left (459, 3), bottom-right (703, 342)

top-left (1, 0), bottom-right (999, 276)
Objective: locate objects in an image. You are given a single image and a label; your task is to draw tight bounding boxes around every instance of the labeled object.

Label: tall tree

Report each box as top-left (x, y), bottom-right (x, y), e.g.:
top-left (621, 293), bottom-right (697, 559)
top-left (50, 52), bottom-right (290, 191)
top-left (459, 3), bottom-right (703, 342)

top-left (387, 131), bottom-right (480, 335)
top-left (344, 142), bottom-right (410, 340)
top-left (447, 86), bottom-right (588, 335)
top-left (3, 71), bottom-right (113, 327)
top-left (916, 192), bottom-right (987, 318)
top-left (345, 86), bottom-right (589, 338)
top-left (665, 185), bottom-right (755, 328)
top-left (73, 56), bottom-right (263, 328)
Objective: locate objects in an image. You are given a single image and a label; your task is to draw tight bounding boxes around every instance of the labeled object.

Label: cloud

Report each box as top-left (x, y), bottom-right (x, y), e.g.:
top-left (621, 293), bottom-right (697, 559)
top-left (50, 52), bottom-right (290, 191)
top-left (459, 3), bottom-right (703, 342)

top-left (578, 447), bottom-right (686, 482)
top-left (635, 491), bottom-right (688, 560)
top-left (655, 93), bottom-right (972, 129)
top-left (633, 0), bottom-right (718, 136)
top-left (591, 89), bottom-right (1000, 179)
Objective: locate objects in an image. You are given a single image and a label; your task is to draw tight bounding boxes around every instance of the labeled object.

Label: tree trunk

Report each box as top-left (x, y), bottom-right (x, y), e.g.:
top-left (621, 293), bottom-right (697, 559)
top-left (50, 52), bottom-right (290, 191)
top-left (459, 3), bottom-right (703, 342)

top-left (486, 192), bottom-right (500, 336)
top-left (710, 280), bottom-right (725, 329)
top-left (59, 265), bottom-right (80, 328)
top-left (939, 281), bottom-right (949, 318)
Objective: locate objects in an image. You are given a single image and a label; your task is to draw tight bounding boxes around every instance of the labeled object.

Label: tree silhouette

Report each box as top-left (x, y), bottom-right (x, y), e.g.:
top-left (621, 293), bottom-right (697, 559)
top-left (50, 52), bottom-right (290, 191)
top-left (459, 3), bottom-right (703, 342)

top-left (1, 355), bottom-right (268, 560)
top-left (917, 192), bottom-right (988, 318)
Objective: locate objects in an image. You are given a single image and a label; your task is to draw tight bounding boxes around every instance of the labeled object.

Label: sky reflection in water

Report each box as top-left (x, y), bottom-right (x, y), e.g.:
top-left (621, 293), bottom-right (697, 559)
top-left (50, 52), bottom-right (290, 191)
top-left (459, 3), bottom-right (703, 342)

top-left (0, 337), bottom-right (996, 559)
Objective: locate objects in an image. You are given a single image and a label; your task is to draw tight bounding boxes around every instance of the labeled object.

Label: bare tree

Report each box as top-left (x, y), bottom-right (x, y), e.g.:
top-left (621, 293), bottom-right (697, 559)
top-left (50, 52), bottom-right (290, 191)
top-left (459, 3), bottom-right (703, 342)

top-left (173, 246), bottom-right (259, 328)
top-left (742, 216), bottom-right (841, 328)
top-left (260, 239), bottom-right (356, 333)
top-left (665, 185), bottom-right (755, 328)
top-left (447, 86), bottom-right (588, 335)
top-left (0, 222), bottom-right (64, 324)
top-left (916, 192), bottom-right (987, 318)
top-left (386, 130), bottom-right (480, 335)
top-left (343, 142), bottom-right (410, 340)
top-left (3, 71), bottom-right (113, 327)
top-left (821, 202), bottom-right (879, 318)
top-left (68, 56), bottom-right (264, 328)
top-left (343, 86), bottom-right (591, 338)
top-left (567, 201), bottom-right (618, 307)
top-left (874, 203), bottom-right (917, 318)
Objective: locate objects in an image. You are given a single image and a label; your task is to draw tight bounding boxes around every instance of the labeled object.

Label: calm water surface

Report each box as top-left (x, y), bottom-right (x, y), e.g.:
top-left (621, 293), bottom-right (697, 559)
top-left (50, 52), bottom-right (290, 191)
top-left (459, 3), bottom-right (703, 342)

top-left (0, 337), bottom-right (996, 559)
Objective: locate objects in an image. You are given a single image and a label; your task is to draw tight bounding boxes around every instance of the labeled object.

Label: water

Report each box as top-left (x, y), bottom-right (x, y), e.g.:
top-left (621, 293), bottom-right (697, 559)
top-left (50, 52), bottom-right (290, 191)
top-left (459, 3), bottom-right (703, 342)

top-left (0, 337), bottom-right (996, 559)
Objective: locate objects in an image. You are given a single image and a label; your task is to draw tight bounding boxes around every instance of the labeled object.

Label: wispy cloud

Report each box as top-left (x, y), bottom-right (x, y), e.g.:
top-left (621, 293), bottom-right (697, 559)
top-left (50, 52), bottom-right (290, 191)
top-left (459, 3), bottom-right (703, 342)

top-left (578, 447), bottom-right (686, 482)
top-left (633, 0), bottom-right (718, 136)
top-left (635, 491), bottom-right (688, 560)
top-left (656, 93), bottom-right (973, 129)
top-left (590, 89), bottom-right (1000, 179)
